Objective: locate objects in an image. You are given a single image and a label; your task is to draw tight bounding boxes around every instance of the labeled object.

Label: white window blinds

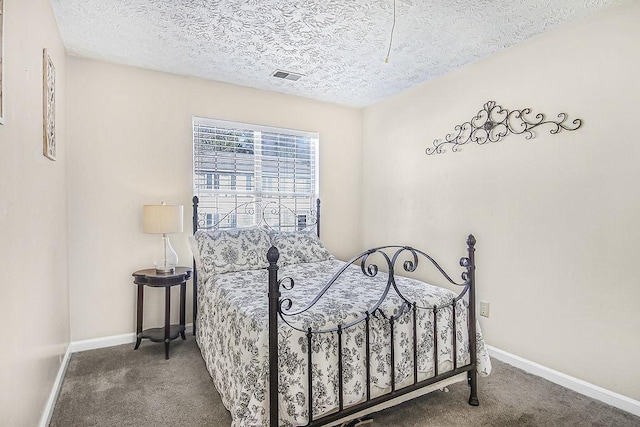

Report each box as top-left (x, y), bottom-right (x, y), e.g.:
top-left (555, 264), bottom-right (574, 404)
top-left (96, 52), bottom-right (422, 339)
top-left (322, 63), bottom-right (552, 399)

top-left (193, 117), bottom-right (319, 230)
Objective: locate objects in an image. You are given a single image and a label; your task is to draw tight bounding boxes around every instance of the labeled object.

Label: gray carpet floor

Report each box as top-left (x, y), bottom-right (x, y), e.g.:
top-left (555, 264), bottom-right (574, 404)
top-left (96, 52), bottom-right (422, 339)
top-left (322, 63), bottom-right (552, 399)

top-left (50, 337), bottom-right (640, 426)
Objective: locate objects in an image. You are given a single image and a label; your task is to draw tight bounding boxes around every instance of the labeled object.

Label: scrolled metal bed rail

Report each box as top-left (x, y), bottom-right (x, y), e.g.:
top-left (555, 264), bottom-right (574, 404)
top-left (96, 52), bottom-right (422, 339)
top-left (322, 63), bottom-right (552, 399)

top-left (276, 245), bottom-right (470, 333)
top-left (268, 235), bottom-right (479, 426)
top-left (193, 196), bottom-right (320, 234)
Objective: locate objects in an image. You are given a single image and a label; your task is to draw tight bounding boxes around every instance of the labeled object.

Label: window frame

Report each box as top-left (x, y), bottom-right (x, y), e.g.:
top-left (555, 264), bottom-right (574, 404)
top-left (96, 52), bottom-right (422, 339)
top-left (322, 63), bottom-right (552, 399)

top-left (192, 117), bottom-right (320, 230)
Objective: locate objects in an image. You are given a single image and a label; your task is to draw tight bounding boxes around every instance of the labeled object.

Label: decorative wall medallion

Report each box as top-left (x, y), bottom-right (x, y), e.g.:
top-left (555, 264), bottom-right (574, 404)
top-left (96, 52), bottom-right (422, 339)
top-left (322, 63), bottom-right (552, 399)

top-left (426, 101), bottom-right (583, 155)
top-left (43, 49), bottom-right (56, 160)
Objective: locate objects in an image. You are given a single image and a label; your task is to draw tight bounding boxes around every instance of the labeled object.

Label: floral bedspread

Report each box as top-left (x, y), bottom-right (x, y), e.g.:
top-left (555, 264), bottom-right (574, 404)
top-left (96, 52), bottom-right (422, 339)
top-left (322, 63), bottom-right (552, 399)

top-left (196, 259), bottom-right (491, 427)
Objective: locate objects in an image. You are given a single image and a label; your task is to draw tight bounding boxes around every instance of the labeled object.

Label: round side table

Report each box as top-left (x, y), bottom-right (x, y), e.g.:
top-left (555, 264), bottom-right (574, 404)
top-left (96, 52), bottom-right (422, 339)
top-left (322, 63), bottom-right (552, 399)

top-left (132, 267), bottom-right (192, 359)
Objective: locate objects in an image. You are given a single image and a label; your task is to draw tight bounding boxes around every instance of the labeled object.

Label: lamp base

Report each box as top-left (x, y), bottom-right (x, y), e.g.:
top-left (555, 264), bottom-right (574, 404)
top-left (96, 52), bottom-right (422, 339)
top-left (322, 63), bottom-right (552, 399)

top-left (153, 234), bottom-right (178, 275)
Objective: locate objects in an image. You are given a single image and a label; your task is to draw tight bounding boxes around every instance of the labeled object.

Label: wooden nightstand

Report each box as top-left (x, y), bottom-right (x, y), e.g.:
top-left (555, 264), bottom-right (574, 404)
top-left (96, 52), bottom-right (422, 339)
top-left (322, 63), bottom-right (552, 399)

top-left (132, 267), bottom-right (192, 359)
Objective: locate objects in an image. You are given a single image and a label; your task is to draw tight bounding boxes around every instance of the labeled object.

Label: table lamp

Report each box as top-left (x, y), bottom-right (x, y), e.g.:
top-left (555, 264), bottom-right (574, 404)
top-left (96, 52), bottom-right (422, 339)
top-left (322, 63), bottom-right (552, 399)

top-left (143, 202), bottom-right (184, 273)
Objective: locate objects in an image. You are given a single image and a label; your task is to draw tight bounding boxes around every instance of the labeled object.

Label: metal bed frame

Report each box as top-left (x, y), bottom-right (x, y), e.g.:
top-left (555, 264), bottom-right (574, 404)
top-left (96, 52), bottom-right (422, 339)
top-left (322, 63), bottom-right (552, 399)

top-left (192, 196), bottom-right (479, 426)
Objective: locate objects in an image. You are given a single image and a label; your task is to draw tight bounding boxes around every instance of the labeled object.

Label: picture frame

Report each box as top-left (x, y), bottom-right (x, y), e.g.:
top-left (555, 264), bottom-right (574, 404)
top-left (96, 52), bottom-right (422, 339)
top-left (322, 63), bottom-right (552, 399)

top-left (0, 0), bottom-right (5, 125)
top-left (43, 48), bottom-right (56, 160)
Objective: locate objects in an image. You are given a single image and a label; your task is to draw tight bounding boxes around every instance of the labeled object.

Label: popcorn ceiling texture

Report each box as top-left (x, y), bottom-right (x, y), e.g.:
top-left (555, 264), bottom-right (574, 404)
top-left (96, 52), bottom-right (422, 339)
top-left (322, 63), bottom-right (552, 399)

top-left (51, 0), bottom-right (621, 107)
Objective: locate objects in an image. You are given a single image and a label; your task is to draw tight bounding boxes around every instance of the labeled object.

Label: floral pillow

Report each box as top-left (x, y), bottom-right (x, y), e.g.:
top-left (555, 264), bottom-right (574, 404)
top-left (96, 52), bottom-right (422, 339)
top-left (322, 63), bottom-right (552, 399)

top-left (270, 230), bottom-right (333, 266)
top-left (193, 226), bottom-right (271, 279)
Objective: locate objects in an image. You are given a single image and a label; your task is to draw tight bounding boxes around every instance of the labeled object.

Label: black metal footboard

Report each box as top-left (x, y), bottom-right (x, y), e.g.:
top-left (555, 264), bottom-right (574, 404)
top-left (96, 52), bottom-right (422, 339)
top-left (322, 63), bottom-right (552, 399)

top-left (267, 236), bottom-right (478, 426)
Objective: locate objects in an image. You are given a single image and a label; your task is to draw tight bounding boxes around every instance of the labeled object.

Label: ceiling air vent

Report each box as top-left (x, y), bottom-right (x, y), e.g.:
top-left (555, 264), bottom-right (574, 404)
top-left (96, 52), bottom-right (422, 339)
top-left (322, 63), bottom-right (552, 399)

top-left (272, 70), bottom-right (304, 81)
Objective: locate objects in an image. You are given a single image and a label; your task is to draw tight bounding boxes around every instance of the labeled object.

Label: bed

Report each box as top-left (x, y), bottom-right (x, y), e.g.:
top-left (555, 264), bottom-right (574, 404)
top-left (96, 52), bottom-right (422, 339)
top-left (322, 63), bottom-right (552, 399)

top-left (190, 197), bottom-right (491, 426)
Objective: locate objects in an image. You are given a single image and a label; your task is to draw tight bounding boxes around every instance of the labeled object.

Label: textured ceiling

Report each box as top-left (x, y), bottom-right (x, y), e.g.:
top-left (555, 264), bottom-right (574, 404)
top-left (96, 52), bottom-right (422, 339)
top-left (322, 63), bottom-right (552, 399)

top-left (51, 0), bottom-right (621, 107)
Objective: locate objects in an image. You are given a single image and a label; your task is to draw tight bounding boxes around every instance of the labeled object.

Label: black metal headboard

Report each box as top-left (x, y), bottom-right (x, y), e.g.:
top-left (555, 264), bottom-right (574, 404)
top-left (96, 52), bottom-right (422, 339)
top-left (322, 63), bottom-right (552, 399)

top-left (192, 196), bottom-right (320, 238)
top-left (190, 196), bottom-right (321, 335)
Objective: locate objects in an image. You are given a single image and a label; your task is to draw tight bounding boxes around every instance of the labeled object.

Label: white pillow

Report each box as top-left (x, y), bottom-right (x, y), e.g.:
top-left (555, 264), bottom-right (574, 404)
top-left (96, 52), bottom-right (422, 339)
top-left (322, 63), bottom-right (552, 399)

top-left (193, 226), bottom-right (271, 279)
top-left (270, 230), bottom-right (333, 266)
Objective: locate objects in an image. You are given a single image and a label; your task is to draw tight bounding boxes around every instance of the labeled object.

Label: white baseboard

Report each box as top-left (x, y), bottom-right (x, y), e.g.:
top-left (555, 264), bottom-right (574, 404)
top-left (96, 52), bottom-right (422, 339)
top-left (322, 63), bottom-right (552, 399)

top-left (38, 345), bottom-right (72, 427)
top-left (69, 332), bottom-right (136, 353)
top-left (487, 345), bottom-right (640, 417)
top-left (69, 323), bottom-right (194, 353)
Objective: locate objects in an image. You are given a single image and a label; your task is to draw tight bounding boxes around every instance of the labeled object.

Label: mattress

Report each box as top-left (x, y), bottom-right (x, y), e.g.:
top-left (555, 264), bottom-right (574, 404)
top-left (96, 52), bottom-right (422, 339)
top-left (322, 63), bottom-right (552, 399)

top-left (196, 258), bottom-right (491, 427)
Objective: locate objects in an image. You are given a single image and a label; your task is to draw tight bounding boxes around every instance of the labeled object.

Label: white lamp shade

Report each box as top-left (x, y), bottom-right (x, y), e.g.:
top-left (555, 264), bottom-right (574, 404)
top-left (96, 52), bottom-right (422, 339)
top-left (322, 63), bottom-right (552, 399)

top-left (143, 204), bottom-right (184, 234)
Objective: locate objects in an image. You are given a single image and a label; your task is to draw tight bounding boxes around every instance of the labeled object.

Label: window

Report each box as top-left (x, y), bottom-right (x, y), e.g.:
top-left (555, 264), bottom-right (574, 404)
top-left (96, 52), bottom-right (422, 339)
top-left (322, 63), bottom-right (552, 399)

top-left (193, 117), bottom-right (319, 230)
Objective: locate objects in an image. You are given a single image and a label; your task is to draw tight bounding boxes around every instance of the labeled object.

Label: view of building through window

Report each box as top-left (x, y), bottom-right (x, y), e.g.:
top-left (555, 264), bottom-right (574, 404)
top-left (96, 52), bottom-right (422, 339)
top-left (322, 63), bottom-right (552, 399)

top-left (193, 117), bottom-right (319, 230)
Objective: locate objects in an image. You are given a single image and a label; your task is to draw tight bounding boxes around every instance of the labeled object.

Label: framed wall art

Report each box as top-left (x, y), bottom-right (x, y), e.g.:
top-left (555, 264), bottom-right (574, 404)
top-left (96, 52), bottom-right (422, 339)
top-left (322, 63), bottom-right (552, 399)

top-left (43, 48), bottom-right (56, 160)
top-left (0, 0), bottom-right (5, 125)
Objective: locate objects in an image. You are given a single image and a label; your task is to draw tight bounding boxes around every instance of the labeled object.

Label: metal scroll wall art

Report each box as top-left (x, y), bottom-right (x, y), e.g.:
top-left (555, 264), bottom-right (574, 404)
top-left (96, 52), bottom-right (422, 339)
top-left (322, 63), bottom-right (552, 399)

top-left (425, 101), bottom-right (582, 155)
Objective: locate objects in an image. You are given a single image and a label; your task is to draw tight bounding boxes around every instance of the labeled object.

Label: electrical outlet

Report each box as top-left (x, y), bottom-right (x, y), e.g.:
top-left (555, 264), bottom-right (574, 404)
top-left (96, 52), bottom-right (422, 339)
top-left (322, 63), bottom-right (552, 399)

top-left (479, 301), bottom-right (490, 318)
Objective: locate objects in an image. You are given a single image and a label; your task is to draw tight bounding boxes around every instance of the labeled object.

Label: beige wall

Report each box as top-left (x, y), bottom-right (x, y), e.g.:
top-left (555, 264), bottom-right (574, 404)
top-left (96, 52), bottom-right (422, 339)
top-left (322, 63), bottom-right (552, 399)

top-left (2, 1), bottom-right (636, 423)
top-left (66, 58), bottom-right (362, 341)
top-left (0, 0), bottom-right (70, 425)
top-left (361, 1), bottom-right (640, 401)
